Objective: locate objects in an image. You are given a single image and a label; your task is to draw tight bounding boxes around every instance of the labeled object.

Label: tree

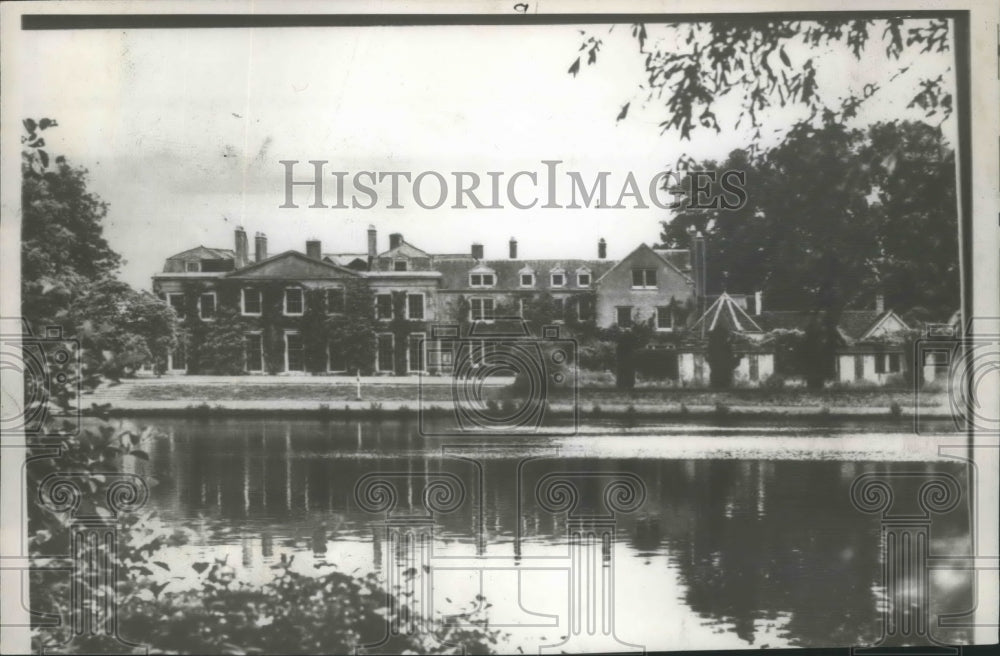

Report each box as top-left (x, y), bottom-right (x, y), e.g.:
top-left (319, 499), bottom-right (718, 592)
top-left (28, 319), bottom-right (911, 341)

top-left (707, 323), bottom-right (740, 388)
top-left (571, 18), bottom-right (952, 144)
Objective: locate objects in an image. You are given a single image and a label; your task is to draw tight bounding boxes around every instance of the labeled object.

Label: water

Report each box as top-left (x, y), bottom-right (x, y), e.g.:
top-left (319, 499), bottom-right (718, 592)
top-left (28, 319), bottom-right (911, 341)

top-left (118, 416), bottom-right (973, 652)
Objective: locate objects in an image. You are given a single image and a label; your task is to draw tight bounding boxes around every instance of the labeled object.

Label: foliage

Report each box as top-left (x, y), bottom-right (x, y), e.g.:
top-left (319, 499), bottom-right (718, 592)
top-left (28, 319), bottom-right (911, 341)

top-left (572, 18), bottom-right (952, 143)
top-left (799, 313), bottom-right (843, 389)
top-left (706, 323), bottom-right (740, 388)
top-left (660, 121), bottom-right (957, 321)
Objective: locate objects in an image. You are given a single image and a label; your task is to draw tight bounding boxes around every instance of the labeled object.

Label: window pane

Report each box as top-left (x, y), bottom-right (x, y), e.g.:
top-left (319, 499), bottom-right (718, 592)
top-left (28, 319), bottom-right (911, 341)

top-left (632, 270), bottom-right (643, 287)
top-left (617, 307), bottom-right (632, 326)
top-left (327, 289), bottom-right (345, 314)
top-left (521, 274), bottom-right (532, 286)
top-left (579, 274), bottom-right (590, 286)
top-left (407, 294), bottom-right (424, 320)
top-left (552, 274), bottom-right (564, 286)
top-left (471, 274), bottom-right (482, 286)
top-left (408, 335), bottom-right (425, 371)
top-left (243, 289), bottom-right (261, 314)
top-left (644, 269), bottom-right (657, 286)
top-left (286, 334), bottom-right (304, 371)
top-left (483, 274), bottom-right (494, 286)
top-left (394, 260), bottom-right (408, 271)
top-left (168, 294), bottom-right (185, 317)
top-left (200, 294), bottom-right (216, 319)
top-left (245, 334), bottom-right (263, 372)
top-left (286, 289), bottom-right (303, 314)
top-left (483, 299), bottom-right (494, 321)
top-left (377, 334), bottom-right (394, 372)
top-left (889, 353), bottom-right (900, 372)
top-left (376, 294), bottom-right (393, 320)
top-left (657, 306), bottom-right (671, 327)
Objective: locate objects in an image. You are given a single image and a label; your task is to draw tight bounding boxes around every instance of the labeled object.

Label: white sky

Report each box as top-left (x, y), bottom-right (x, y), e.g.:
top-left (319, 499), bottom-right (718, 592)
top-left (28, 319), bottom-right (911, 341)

top-left (17, 22), bottom-right (956, 290)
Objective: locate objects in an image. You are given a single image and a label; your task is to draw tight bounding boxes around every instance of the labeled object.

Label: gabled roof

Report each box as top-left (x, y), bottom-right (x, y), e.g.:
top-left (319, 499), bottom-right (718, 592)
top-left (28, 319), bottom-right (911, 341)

top-left (855, 310), bottom-right (910, 341)
top-left (225, 251), bottom-right (361, 280)
top-left (323, 253), bottom-right (368, 267)
top-left (165, 245), bottom-right (235, 261)
top-left (653, 248), bottom-right (691, 272)
top-left (691, 292), bottom-right (763, 334)
top-left (377, 241), bottom-right (431, 260)
top-left (594, 243), bottom-right (693, 285)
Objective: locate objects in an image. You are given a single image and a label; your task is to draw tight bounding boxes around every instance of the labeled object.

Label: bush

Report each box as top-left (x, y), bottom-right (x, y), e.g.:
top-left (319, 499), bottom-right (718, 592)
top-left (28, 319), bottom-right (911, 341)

top-left (761, 373), bottom-right (786, 390)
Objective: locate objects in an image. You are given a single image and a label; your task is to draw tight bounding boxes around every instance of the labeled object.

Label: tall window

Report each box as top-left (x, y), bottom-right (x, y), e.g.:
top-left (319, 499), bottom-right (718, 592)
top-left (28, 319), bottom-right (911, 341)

top-left (407, 294), bottom-right (425, 320)
top-left (470, 298), bottom-right (495, 322)
top-left (242, 289), bottom-right (262, 315)
top-left (631, 268), bottom-right (657, 289)
top-left (327, 288), bottom-right (345, 314)
top-left (552, 297), bottom-right (565, 322)
top-left (328, 340), bottom-right (347, 372)
top-left (616, 306), bottom-right (633, 327)
top-left (166, 293), bottom-right (185, 318)
top-left (376, 334), bottom-right (394, 372)
top-left (285, 332), bottom-right (304, 372)
top-left (408, 334), bottom-right (425, 372)
top-left (375, 294), bottom-right (393, 320)
top-left (284, 288), bottom-right (304, 315)
top-left (244, 333), bottom-right (263, 372)
top-left (749, 354), bottom-right (759, 381)
top-left (199, 293), bottom-right (216, 320)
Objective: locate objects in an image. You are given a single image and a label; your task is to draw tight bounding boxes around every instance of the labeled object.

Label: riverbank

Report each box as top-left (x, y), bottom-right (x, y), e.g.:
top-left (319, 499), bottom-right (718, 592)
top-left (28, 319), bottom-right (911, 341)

top-left (83, 377), bottom-right (954, 421)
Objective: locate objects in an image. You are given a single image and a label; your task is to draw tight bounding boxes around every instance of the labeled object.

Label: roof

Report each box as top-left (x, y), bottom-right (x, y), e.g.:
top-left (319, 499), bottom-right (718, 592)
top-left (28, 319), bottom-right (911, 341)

top-left (434, 257), bottom-right (616, 291)
top-left (838, 310), bottom-right (884, 341)
top-left (165, 246), bottom-right (235, 261)
top-left (653, 248), bottom-right (691, 272)
top-left (323, 253), bottom-right (369, 267)
top-left (224, 250), bottom-right (361, 279)
top-left (376, 240), bottom-right (431, 260)
top-left (690, 292), bottom-right (763, 334)
top-left (595, 243), bottom-right (693, 285)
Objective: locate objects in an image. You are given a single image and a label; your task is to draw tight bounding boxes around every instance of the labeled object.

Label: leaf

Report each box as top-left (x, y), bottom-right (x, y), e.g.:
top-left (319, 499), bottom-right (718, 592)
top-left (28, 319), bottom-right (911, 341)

top-left (616, 102), bottom-right (630, 122)
top-left (150, 581), bottom-right (169, 598)
top-left (38, 150), bottom-right (49, 168)
top-left (39, 118), bottom-right (56, 130)
top-left (23, 118), bottom-right (36, 133)
top-left (568, 57), bottom-right (580, 77)
top-left (192, 562), bottom-right (210, 574)
top-left (129, 450), bottom-right (149, 461)
top-left (152, 561), bottom-right (170, 571)
top-left (779, 47), bottom-right (791, 67)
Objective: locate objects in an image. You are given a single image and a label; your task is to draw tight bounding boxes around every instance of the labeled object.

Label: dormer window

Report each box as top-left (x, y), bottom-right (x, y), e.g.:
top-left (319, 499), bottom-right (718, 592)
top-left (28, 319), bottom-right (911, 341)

top-left (576, 267), bottom-right (591, 287)
top-left (393, 260), bottom-right (408, 271)
top-left (550, 269), bottom-right (566, 288)
top-left (186, 261), bottom-right (201, 272)
top-left (519, 267), bottom-right (535, 288)
top-left (469, 272), bottom-right (495, 288)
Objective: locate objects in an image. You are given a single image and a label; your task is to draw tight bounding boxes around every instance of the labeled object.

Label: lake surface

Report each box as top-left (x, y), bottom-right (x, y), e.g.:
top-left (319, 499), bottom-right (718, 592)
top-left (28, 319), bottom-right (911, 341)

top-left (119, 417), bottom-right (974, 653)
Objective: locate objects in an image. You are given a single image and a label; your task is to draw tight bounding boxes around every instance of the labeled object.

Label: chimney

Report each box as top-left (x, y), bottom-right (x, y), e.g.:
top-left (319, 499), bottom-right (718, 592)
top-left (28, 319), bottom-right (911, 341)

top-left (875, 294), bottom-right (885, 314)
top-left (690, 231), bottom-right (706, 300)
top-left (234, 227), bottom-right (249, 268)
top-left (306, 239), bottom-right (322, 260)
top-left (471, 243), bottom-right (484, 260)
top-left (389, 233), bottom-right (403, 250)
top-left (598, 238), bottom-right (607, 259)
top-left (509, 237), bottom-right (518, 259)
top-left (254, 232), bottom-right (268, 262)
top-left (754, 290), bottom-right (763, 316)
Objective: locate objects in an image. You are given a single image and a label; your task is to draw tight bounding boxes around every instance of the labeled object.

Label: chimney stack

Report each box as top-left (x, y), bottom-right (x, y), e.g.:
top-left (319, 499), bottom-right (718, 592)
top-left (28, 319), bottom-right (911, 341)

top-left (254, 232), bottom-right (268, 262)
top-left (471, 243), bottom-right (484, 260)
top-left (598, 238), bottom-right (607, 259)
top-left (690, 231), bottom-right (706, 300)
top-left (875, 294), bottom-right (885, 314)
top-left (306, 239), bottom-right (322, 260)
top-left (389, 233), bottom-right (403, 250)
top-left (234, 227), bottom-right (249, 268)
top-left (509, 237), bottom-right (518, 259)
top-left (367, 225), bottom-right (377, 269)
top-left (754, 290), bottom-right (763, 316)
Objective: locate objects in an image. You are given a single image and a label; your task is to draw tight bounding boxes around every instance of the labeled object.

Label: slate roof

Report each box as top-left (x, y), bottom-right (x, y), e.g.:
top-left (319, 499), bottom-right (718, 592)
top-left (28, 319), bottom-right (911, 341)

top-left (324, 253), bottom-right (369, 267)
top-left (165, 246), bottom-right (236, 261)
top-left (376, 241), bottom-right (431, 259)
top-left (691, 292), bottom-right (764, 333)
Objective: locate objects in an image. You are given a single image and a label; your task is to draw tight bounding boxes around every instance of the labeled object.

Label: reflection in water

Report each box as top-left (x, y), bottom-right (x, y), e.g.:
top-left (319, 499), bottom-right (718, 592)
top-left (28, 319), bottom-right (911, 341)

top-left (126, 417), bottom-right (972, 650)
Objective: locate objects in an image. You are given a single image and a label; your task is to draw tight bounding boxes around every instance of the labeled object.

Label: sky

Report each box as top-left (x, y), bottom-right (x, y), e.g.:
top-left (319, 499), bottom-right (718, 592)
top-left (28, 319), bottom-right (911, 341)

top-left (17, 20), bottom-right (956, 290)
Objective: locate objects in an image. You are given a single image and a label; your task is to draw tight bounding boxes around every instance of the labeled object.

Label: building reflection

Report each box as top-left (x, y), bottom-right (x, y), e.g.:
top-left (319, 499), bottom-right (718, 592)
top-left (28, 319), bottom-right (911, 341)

top-left (144, 418), bottom-right (973, 648)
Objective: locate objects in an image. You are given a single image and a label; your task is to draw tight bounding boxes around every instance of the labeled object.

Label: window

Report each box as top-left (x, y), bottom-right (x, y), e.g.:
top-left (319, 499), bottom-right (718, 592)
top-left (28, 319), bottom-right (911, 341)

top-left (616, 306), bottom-right (633, 327)
top-left (407, 294), bottom-right (425, 320)
top-left (375, 294), bottom-right (393, 320)
top-left (284, 288), bottom-right (304, 315)
top-left (520, 273), bottom-right (535, 287)
top-left (470, 273), bottom-right (495, 288)
top-left (749, 354), bottom-right (759, 381)
top-left (166, 293), bottom-right (185, 318)
top-left (876, 353), bottom-right (901, 374)
top-left (376, 333), bottom-right (394, 372)
top-left (393, 260), bottom-right (408, 271)
top-left (577, 273), bottom-right (591, 286)
top-left (199, 293), bottom-right (216, 320)
top-left (328, 340), bottom-right (347, 372)
top-left (408, 333), bottom-right (425, 372)
top-left (656, 306), bottom-right (674, 330)
top-left (285, 332), bottom-right (304, 372)
top-left (244, 333), bottom-right (263, 372)
top-left (875, 354), bottom-right (885, 374)
top-left (888, 353), bottom-right (901, 373)
top-left (185, 261), bottom-right (201, 272)
top-left (168, 341), bottom-right (186, 372)
top-left (854, 355), bottom-right (865, 380)
top-left (470, 298), bottom-right (495, 322)
top-left (552, 297), bottom-right (565, 322)
top-left (632, 268), bottom-right (657, 289)
top-left (242, 289), bottom-right (262, 315)
top-left (550, 271), bottom-right (565, 287)
top-left (326, 288), bottom-right (345, 314)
